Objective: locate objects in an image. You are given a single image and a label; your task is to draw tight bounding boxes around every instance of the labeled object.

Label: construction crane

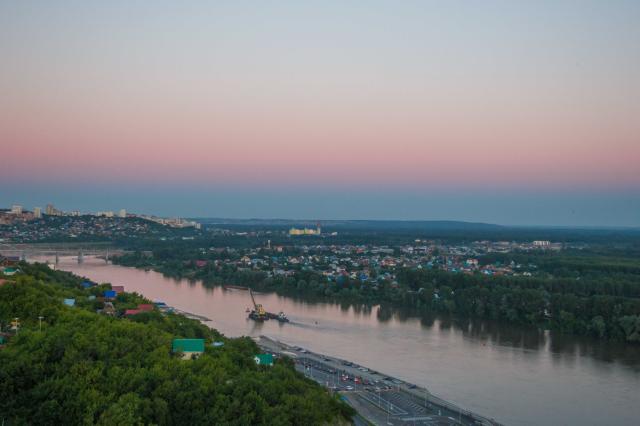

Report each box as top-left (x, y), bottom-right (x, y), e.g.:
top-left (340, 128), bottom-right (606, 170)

top-left (248, 289), bottom-right (268, 321)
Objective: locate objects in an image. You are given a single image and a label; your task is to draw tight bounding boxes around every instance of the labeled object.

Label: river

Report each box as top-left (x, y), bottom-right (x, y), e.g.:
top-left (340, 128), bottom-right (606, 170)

top-left (48, 256), bottom-right (640, 426)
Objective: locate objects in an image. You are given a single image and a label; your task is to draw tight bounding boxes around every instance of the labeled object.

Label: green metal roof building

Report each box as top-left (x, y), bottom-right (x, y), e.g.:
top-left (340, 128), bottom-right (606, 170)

top-left (2, 267), bottom-right (19, 276)
top-left (172, 338), bottom-right (205, 359)
top-left (254, 353), bottom-right (274, 366)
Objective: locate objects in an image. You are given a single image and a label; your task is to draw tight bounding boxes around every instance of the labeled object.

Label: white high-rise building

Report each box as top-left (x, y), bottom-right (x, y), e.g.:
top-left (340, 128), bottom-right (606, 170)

top-left (10, 204), bottom-right (22, 214)
top-left (119, 209), bottom-right (127, 218)
top-left (34, 207), bottom-right (42, 219)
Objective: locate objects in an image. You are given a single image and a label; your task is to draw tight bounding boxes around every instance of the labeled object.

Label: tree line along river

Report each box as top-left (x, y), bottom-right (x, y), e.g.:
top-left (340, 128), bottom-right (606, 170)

top-left (46, 256), bottom-right (640, 426)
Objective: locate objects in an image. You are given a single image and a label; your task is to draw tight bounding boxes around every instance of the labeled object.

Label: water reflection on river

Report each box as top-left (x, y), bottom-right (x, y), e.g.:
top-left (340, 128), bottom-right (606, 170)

top-left (48, 257), bottom-right (640, 426)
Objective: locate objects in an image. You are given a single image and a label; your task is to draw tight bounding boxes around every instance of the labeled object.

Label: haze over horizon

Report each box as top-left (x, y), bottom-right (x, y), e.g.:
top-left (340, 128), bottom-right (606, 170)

top-left (2, 1), bottom-right (639, 226)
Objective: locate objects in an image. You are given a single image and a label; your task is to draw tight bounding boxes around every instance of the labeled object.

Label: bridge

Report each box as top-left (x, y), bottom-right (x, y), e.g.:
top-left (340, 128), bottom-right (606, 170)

top-left (0, 243), bottom-right (128, 264)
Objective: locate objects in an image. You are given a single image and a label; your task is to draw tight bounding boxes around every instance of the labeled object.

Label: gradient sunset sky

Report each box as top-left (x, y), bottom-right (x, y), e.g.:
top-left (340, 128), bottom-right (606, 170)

top-left (1, 1), bottom-right (639, 226)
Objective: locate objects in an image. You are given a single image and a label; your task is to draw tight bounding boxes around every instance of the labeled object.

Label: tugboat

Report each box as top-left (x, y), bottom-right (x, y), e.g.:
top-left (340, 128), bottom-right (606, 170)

top-left (276, 311), bottom-right (289, 323)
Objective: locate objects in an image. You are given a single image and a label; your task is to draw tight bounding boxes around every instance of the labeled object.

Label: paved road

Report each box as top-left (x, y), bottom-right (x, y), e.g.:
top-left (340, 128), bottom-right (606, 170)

top-left (258, 336), bottom-right (501, 426)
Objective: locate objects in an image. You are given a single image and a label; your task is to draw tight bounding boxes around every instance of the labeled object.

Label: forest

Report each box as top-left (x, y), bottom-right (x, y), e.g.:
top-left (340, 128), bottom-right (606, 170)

top-left (0, 263), bottom-right (354, 425)
top-left (113, 247), bottom-right (640, 343)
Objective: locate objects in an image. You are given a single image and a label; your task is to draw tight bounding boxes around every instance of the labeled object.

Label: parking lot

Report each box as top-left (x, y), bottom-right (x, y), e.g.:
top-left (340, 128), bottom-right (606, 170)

top-left (259, 336), bottom-right (499, 426)
top-left (293, 356), bottom-right (482, 426)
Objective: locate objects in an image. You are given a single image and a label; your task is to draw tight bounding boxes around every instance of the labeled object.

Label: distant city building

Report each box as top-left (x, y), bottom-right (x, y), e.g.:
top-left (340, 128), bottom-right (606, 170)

top-left (33, 207), bottom-right (42, 219)
top-left (119, 209), bottom-right (127, 218)
top-left (533, 240), bottom-right (551, 247)
top-left (10, 205), bottom-right (22, 215)
top-left (138, 214), bottom-right (200, 229)
top-left (289, 223), bottom-right (321, 236)
top-left (45, 203), bottom-right (62, 216)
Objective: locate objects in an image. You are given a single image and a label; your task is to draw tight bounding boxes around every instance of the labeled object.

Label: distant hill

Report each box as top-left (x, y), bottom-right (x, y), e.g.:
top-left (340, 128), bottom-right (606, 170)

top-left (191, 218), bottom-right (503, 231)
top-left (190, 218), bottom-right (640, 243)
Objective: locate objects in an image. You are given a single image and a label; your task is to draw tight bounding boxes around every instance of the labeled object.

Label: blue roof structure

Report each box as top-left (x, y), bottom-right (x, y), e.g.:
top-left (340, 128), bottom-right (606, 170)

top-left (64, 298), bottom-right (76, 307)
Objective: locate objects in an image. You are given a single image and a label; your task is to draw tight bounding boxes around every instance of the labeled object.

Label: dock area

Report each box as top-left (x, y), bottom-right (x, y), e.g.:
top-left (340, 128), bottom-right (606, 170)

top-left (257, 336), bottom-right (502, 426)
top-left (171, 308), bottom-right (212, 322)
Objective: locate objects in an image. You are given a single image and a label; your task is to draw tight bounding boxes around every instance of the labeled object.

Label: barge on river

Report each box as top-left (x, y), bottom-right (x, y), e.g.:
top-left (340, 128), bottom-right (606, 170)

top-left (247, 288), bottom-right (289, 323)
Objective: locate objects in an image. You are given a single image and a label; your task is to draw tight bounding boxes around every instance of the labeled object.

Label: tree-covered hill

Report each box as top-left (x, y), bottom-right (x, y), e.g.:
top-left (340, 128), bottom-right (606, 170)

top-left (0, 263), bottom-right (354, 425)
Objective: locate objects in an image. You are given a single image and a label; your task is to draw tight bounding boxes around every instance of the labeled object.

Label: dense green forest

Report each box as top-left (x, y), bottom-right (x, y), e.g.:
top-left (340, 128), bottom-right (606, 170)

top-left (0, 263), bottom-right (354, 425)
top-left (114, 249), bottom-right (640, 343)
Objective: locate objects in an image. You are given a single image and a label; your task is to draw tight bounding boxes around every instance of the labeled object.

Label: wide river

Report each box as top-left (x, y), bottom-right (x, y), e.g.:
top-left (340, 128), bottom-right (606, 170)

top-left (50, 256), bottom-right (639, 426)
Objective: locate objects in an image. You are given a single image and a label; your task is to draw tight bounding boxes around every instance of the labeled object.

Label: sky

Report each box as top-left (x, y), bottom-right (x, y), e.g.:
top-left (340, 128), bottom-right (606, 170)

top-left (1, 1), bottom-right (639, 226)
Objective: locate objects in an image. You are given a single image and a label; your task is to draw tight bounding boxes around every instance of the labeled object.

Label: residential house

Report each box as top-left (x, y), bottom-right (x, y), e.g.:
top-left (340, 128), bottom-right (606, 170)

top-left (172, 338), bottom-right (205, 360)
top-left (254, 353), bottom-right (274, 366)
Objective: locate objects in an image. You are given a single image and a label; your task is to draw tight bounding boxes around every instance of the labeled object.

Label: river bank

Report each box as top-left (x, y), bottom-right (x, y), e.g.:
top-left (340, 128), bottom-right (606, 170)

top-left (257, 336), bottom-right (501, 426)
top-left (43, 256), bottom-right (640, 426)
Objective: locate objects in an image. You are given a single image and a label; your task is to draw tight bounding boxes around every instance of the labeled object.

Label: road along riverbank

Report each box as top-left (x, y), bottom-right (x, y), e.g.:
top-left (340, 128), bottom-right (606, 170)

top-left (257, 336), bottom-right (502, 426)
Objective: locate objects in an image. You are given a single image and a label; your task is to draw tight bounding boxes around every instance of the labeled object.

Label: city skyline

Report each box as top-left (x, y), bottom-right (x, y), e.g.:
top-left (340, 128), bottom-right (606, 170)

top-left (1, 1), bottom-right (639, 226)
top-left (2, 189), bottom-right (639, 228)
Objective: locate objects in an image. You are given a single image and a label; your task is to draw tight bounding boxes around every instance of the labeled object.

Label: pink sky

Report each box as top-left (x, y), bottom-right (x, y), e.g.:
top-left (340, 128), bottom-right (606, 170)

top-left (1, 1), bottom-right (639, 192)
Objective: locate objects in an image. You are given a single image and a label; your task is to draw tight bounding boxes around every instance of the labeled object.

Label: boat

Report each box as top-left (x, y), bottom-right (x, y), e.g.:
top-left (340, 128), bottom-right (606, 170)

top-left (276, 311), bottom-right (289, 323)
top-left (247, 289), bottom-right (269, 321)
top-left (246, 289), bottom-right (289, 323)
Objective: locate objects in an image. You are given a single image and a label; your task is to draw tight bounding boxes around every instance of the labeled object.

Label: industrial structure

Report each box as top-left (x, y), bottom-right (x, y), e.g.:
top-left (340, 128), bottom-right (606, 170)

top-left (247, 288), bottom-right (289, 323)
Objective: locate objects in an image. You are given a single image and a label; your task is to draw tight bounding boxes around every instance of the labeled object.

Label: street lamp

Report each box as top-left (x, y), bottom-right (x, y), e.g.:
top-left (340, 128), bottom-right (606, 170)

top-left (38, 316), bottom-right (44, 332)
